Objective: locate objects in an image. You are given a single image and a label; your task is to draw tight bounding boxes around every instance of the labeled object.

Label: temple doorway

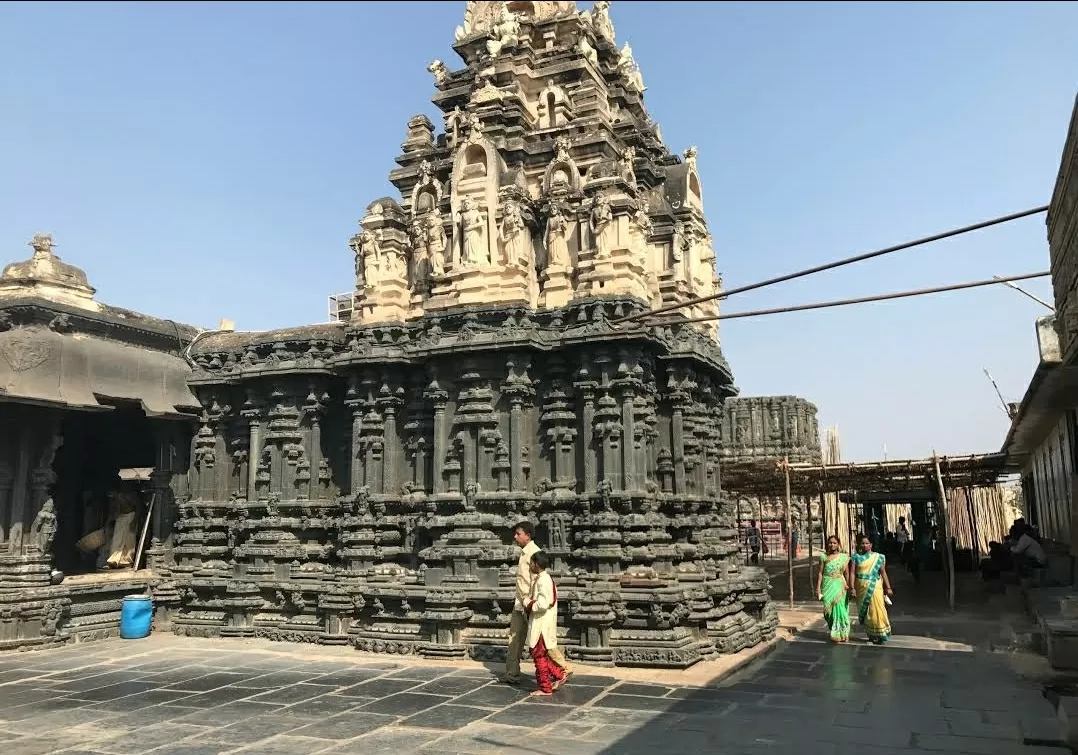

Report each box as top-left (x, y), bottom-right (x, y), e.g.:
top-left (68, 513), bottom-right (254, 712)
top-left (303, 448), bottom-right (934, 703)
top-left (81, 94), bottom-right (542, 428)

top-left (51, 402), bottom-right (157, 577)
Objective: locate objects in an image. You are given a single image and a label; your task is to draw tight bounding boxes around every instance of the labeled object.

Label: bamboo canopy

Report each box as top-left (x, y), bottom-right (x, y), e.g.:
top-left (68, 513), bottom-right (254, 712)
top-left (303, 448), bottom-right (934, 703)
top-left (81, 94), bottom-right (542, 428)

top-left (721, 452), bottom-right (1014, 498)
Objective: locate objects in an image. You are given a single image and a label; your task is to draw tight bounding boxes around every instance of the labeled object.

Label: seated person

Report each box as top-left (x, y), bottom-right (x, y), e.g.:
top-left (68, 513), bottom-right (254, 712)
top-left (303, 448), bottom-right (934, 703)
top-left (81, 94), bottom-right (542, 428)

top-left (1009, 525), bottom-right (1046, 576)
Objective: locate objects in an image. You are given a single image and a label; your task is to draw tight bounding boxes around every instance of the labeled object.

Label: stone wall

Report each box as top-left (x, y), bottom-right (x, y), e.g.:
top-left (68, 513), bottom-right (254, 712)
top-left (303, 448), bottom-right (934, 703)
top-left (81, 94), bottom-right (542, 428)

top-left (178, 299), bottom-right (777, 668)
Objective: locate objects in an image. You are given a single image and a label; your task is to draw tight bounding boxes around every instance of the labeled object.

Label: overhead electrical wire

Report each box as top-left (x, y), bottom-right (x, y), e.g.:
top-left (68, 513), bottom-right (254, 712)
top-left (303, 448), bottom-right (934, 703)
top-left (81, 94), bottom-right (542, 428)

top-left (649, 271), bottom-right (1050, 324)
top-left (611, 204), bottom-right (1050, 325)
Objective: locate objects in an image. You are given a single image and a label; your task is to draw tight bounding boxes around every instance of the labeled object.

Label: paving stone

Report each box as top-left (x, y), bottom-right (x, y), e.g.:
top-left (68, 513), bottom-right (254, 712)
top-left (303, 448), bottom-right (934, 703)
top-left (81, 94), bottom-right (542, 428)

top-left (450, 683), bottom-right (531, 709)
top-left (485, 700), bottom-right (574, 727)
top-left (383, 666), bottom-right (457, 682)
top-left (93, 722), bottom-right (209, 754)
top-left (411, 676), bottom-right (493, 696)
top-left (319, 728), bottom-right (443, 754)
top-left (164, 673), bottom-right (250, 693)
top-left (359, 692), bottom-right (451, 716)
top-left (232, 735), bottom-right (337, 755)
top-left (288, 710), bottom-right (398, 739)
top-left (611, 682), bottom-right (676, 697)
top-left (245, 683), bottom-right (334, 705)
top-left (399, 703), bottom-right (492, 730)
top-left (335, 678), bottom-right (420, 698)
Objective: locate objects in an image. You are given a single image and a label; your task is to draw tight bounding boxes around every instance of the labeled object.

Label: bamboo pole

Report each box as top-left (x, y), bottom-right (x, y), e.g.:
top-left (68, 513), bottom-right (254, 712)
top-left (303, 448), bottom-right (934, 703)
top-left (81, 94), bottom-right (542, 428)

top-left (807, 492), bottom-right (815, 597)
top-left (783, 456), bottom-right (793, 609)
top-left (964, 486), bottom-right (981, 562)
top-left (932, 451), bottom-right (956, 611)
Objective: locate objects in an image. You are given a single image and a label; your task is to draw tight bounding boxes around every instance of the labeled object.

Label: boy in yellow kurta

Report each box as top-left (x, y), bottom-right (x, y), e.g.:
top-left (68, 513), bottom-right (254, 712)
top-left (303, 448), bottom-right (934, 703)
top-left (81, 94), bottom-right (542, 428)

top-left (526, 551), bottom-right (565, 696)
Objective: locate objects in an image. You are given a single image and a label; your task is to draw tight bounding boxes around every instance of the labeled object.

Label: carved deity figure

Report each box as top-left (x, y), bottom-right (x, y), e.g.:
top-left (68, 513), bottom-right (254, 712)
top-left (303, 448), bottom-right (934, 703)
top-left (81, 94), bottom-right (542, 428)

top-left (578, 36), bottom-right (598, 66)
top-left (427, 60), bottom-right (449, 86)
top-left (621, 145), bottom-right (636, 184)
top-left (460, 198), bottom-right (487, 266)
top-left (591, 0), bottom-right (615, 41)
top-left (590, 193), bottom-right (614, 258)
top-left (425, 211), bottom-right (448, 276)
top-left (617, 42), bottom-right (645, 92)
top-left (545, 206), bottom-right (571, 268)
top-left (446, 107), bottom-right (464, 147)
top-left (29, 498), bottom-right (57, 554)
top-left (484, 2), bottom-right (520, 57)
top-left (464, 111), bottom-right (483, 144)
top-left (359, 230), bottom-right (381, 286)
top-left (554, 134), bottom-right (572, 163)
top-left (348, 232), bottom-right (366, 289)
top-left (499, 198), bottom-right (528, 266)
top-left (631, 206), bottom-right (652, 241)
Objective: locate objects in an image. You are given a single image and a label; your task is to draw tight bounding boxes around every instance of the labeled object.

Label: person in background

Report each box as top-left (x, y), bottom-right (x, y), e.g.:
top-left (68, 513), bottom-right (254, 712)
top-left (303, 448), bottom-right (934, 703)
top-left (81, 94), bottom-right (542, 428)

top-left (526, 551), bottom-right (565, 696)
top-left (746, 519), bottom-right (762, 565)
top-left (1009, 524), bottom-right (1047, 576)
top-left (896, 516), bottom-right (911, 565)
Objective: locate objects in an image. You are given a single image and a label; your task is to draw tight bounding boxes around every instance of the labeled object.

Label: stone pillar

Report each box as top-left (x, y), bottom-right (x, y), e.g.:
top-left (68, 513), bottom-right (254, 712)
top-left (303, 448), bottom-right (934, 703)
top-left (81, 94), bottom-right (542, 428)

top-left (425, 374), bottom-right (449, 494)
top-left (621, 387), bottom-right (637, 491)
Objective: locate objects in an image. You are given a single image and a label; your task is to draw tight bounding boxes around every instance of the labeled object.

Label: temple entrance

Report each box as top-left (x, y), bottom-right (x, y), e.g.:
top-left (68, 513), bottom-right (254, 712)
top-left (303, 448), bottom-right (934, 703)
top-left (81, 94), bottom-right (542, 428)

top-left (51, 402), bottom-right (157, 577)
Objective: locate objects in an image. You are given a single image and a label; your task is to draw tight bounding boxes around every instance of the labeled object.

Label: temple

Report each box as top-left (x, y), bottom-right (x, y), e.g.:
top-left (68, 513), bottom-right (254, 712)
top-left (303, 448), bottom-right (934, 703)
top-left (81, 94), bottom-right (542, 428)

top-left (0, 0), bottom-right (831, 667)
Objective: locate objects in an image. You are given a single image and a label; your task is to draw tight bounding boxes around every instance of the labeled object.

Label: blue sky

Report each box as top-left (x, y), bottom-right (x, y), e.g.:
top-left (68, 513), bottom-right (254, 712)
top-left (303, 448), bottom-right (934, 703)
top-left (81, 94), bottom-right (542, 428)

top-left (2, 1), bottom-right (1076, 461)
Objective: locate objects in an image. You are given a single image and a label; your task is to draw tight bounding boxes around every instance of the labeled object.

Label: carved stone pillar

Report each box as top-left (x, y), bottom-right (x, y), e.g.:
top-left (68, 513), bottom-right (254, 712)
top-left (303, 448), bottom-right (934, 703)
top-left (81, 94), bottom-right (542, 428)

top-left (345, 374), bottom-right (364, 496)
top-left (377, 373), bottom-right (402, 495)
top-left (240, 389), bottom-right (264, 502)
top-left (502, 356), bottom-right (534, 493)
top-left (425, 371), bottom-right (449, 494)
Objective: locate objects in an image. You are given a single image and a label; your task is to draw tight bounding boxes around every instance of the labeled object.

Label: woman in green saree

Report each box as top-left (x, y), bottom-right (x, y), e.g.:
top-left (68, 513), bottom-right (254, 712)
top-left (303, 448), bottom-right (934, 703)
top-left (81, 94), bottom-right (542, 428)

top-left (816, 535), bottom-right (852, 643)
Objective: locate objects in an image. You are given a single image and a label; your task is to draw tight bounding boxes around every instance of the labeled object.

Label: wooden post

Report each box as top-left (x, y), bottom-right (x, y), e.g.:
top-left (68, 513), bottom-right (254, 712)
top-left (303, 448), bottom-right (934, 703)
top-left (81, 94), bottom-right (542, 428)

top-left (783, 456), bottom-right (794, 609)
top-left (932, 451), bottom-right (956, 611)
top-left (807, 493), bottom-right (815, 597)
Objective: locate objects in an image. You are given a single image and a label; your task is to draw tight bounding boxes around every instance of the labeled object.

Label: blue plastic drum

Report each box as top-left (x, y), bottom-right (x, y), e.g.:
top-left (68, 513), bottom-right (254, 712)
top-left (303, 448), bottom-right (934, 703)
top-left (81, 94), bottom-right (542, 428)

top-left (120, 594), bottom-right (153, 640)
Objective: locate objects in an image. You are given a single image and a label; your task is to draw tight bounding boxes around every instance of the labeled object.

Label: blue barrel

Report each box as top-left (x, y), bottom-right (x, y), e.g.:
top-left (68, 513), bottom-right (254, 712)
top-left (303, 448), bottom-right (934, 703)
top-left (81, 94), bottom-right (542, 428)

top-left (120, 594), bottom-right (153, 639)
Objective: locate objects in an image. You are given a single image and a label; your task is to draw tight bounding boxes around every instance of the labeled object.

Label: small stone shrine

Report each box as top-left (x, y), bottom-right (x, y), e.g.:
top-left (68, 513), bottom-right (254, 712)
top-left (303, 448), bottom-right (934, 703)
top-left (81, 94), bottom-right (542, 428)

top-left (169, 0), bottom-right (779, 667)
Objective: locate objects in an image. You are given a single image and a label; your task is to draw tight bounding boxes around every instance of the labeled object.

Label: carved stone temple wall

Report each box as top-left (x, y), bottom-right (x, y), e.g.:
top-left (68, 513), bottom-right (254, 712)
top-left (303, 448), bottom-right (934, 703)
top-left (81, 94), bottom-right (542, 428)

top-left (720, 396), bottom-right (822, 466)
top-left (176, 0), bottom-right (777, 668)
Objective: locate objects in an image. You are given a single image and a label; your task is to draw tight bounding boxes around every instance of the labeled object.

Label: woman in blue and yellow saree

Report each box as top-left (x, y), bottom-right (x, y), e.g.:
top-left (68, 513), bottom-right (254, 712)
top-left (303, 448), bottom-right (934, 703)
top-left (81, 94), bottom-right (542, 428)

top-left (849, 534), bottom-right (893, 644)
top-left (816, 535), bottom-right (851, 643)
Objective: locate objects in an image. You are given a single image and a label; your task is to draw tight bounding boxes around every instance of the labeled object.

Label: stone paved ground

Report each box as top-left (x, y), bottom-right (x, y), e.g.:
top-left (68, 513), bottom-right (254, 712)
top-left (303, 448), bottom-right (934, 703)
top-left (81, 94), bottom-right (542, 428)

top-left (0, 629), bottom-right (1069, 755)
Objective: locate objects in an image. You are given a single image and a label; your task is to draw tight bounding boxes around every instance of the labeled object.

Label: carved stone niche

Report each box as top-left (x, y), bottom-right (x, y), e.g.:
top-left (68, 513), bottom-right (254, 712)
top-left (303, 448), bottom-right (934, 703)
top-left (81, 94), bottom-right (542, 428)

top-left (536, 81), bottom-right (573, 130)
top-left (543, 135), bottom-right (584, 199)
top-left (574, 167), bottom-right (649, 303)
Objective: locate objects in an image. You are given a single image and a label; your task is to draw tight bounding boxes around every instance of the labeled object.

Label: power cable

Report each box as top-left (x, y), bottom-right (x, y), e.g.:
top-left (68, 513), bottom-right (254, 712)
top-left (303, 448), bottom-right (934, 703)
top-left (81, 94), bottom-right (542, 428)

top-left (651, 271), bottom-right (1050, 324)
top-left (612, 205), bottom-right (1049, 324)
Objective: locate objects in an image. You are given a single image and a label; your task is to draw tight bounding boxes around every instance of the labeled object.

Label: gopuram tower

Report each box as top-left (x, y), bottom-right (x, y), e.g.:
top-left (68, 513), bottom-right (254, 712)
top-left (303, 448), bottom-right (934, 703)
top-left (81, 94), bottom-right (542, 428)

top-left (180, 0), bottom-right (776, 668)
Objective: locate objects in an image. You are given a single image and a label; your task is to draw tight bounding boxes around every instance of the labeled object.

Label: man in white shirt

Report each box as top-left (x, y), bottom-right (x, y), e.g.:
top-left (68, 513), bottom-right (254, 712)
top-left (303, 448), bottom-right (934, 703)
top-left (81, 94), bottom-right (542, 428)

top-left (1011, 527), bottom-right (1047, 573)
top-left (896, 516), bottom-right (911, 565)
top-left (503, 521), bottom-right (574, 686)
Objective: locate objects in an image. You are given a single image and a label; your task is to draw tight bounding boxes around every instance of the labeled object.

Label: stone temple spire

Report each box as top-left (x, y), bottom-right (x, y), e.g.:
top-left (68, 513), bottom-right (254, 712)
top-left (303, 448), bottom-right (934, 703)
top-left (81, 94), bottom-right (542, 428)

top-left (0, 233), bottom-right (100, 311)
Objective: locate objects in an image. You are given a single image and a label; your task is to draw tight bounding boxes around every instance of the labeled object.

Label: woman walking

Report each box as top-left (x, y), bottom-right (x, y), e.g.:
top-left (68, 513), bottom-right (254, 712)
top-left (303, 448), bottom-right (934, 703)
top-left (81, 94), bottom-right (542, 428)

top-left (816, 535), bottom-right (852, 643)
top-left (849, 533), bottom-right (893, 645)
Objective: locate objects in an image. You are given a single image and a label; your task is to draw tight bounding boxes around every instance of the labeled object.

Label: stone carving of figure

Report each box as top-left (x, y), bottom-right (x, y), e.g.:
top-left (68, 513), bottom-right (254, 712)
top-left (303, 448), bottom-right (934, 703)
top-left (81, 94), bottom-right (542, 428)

top-left (29, 498), bottom-right (57, 554)
top-left (348, 232), bottom-right (366, 289)
top-left (465, 111), bottom-right (483, 144)
top-left (590, 193), bottom-right (614, 258)
top-left (621, 145), bottom-right (636, 184)
top-left (427, 60), bottom-right (449, 86)
top-left (486, 2), bottom-right (521, 57)
top-left (446, 107), bottom-right (464, 148)
top-left (672, 222), bottom-right (685, 263)
top-left (684, 145), bottom-right (698, 170)
top-left (360, 230), bottom-right (381, 286)
top-left (617, 42), bottom-right (645, 92)
top-left (545, 206), bottom-right (570, 268)
top-left (631, 206), bottom-right (652, 241)
top-left (460, 198), bottom-right (486, 266)
top-left (426, 211), bottom-right (447, 276)
top-left (578, 36), bottom-right (598, 66)
top-left (30, 233), bottom-right (54, 259)
top-left (591, 0), bottom-right (615, 41)
top-left (499, 198), bottom-right (528, 265)
top-left (554, 134), bottom-right (572, 162)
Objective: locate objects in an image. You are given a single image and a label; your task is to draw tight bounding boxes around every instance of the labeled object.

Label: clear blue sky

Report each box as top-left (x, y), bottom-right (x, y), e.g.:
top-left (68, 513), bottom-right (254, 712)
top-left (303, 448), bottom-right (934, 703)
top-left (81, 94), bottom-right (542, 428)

top-left (2, 1), bottom-right (1076, 462)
